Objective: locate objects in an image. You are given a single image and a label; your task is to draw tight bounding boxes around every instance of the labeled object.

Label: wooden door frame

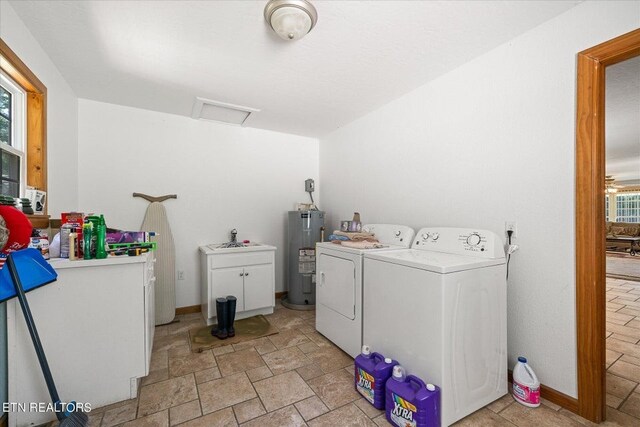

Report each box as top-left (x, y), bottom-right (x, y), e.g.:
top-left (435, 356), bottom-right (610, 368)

top-left (576, 28), bottom-right (640, 423)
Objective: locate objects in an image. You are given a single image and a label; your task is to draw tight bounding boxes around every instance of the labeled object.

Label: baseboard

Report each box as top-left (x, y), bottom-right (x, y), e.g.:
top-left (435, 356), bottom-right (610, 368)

top-left (508, 371), bottom-right (578, 413)
top-left (275, 291), bottom-right (288, 299)
top-left (542, 384), bottom-right (579, 413)
top-left (1, 413), bottom-right (7, 427)
top-left (175, 304), bottom-right (200, 315)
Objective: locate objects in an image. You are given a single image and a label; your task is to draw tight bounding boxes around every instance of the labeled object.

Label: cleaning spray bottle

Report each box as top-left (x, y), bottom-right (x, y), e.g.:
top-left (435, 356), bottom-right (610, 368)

top-left (512, 356), bottom-right (540, 407)
top-left (95, 214), bottom-right (107, 259)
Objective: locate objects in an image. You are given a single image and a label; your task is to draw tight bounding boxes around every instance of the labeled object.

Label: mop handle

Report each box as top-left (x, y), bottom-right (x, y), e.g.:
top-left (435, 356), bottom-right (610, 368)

top-left (7, 255), bottom-right (64, 421)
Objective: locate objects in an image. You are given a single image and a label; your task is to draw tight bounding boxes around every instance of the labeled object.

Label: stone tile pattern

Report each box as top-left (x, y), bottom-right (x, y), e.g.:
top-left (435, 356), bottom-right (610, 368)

top-left (84, 300), bottom-right (640, 426)
top-left (605, 275), bottom-right (640, 421)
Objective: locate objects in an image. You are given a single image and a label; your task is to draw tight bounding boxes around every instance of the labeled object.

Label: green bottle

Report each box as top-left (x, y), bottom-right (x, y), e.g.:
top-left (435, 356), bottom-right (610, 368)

top-left (83, 223), bottom-right (93, 260)
top-left (96, 214), bottom-right (107, 259)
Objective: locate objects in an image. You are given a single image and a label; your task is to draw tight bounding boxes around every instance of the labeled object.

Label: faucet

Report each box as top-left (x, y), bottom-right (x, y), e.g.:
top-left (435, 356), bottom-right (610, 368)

top-left (219, 228), bottom-right (245, 248)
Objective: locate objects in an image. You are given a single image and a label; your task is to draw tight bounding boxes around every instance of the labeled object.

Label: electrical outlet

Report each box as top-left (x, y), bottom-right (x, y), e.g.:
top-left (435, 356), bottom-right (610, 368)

top-left (178, 270), bottom-right (185, 280)
top-left (505, 221), bottom-right (517, 238)
top-left (305, 178), bottom-right (315, 193)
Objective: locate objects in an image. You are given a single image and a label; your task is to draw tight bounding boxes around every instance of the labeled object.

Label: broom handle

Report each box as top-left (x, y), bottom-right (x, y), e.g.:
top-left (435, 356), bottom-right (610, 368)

top-left (7, 255), bottom-right (64, 421)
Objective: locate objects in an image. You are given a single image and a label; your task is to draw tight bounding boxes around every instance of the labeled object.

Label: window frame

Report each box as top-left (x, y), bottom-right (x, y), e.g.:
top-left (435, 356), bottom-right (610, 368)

top-left (0, 38), bottom-right (48, 226)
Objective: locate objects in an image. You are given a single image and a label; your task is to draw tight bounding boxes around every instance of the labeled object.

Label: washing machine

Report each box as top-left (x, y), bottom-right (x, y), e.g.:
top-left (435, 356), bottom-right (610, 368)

top-left (316, 224), bottom-right (415, 358)
top-left (363, 227), bottom-right (507, 426)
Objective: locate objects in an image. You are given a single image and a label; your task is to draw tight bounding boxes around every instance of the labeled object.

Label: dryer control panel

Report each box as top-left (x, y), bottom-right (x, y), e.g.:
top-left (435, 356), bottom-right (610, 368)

top-left (412, 227), bottom-right (505, 259)
top-left (361, 224), bottom-right (415, 248)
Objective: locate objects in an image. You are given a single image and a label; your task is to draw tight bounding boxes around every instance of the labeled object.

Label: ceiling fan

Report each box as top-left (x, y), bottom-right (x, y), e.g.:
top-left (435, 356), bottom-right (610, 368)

top-left (605, 175), bottom-right (621, 193)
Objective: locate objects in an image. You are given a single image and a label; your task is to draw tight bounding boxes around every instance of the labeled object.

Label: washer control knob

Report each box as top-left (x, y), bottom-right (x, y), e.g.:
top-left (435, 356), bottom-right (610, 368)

top-left (431, 232), bottom-right (439, 241)
top-left (422, 233), bottom-right (430, 240)
top-left (466, 233), bottom-right (482, 246)
top-left (395, 230), bottom-right (401, 237)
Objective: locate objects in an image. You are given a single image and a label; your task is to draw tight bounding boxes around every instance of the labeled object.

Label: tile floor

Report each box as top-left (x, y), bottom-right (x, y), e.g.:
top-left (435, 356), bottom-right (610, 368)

top-left (605, 275), bottom-right (640, 421)
top-left (74, 300), bottom-right (640, 426)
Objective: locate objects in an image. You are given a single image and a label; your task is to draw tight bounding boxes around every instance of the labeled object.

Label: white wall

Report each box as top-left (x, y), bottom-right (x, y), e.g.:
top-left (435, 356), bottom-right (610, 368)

top-left (78, 99), bottom-right (319, 307)
top-left (319, 1), bottom-right (640, 398)
top-left (0, 0), bottom-right (79, 414)
top-left (0, 1), bottom-right (79, 216)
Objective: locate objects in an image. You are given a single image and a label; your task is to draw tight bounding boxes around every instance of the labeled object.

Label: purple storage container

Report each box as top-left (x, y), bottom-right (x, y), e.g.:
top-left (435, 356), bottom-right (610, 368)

top-left (354, 345), bottom-right (398, 409)
top-left (385, 367), bottom-right (441, 427)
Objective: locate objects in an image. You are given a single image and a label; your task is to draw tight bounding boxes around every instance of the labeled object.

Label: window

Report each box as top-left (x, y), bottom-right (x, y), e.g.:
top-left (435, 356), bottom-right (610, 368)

top-left (0, 37), bottom-right (47, 225)
top-left (615, 193), bottom-right (640, 223)
top-left (0, 71), bottom-right (25, 198)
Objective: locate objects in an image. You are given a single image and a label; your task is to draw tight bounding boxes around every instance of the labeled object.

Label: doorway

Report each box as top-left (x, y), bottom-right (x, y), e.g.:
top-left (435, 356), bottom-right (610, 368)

top-left (576, 28), bottom-right (640, 423)
top-left (603, 52), bottom-right (640, 420)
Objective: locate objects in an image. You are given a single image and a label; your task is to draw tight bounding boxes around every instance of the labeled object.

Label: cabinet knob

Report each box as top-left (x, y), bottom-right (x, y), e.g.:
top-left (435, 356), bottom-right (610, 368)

top-left (239, 273), bottom-right (244, 277)
top-left (245, 272), bottom-right (249, 276)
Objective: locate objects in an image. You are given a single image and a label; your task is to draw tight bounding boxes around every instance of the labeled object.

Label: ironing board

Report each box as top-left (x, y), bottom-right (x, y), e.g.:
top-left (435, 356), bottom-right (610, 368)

top-left (136, 193), bottom-right (176, 325)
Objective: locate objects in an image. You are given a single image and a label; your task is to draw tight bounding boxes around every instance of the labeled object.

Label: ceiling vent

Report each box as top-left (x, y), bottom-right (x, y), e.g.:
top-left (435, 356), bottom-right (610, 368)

top-left (191, 97), bottom-right (260, 126)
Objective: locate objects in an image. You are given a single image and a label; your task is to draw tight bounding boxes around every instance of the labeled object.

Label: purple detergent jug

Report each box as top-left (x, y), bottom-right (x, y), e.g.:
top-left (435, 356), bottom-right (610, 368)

top-left (385, 365), bottom-right (441, 427)
top-left (354, 345), bottom-right (398, 409)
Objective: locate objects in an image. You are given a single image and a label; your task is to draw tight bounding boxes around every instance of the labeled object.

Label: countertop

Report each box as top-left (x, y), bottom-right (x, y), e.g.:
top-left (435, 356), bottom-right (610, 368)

top-left (48, 252), bottom-right (152, 270)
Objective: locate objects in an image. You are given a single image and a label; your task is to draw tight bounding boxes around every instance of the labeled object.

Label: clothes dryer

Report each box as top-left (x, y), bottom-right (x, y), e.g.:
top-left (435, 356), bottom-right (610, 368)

top-left (316, 224), bottom-right (415, 357)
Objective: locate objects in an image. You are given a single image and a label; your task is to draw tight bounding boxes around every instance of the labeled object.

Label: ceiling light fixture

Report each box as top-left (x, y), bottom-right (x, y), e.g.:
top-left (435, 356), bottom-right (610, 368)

top-left (605, 175), bottom-right (620, 194)
top-left (264, 0), bottom-right (318, 41)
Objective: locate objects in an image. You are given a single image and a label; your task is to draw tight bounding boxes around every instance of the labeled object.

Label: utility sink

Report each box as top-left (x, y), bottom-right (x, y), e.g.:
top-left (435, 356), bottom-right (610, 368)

top-left (209, 242), bottom-right (264, 250)
top-left (203, 242), bottom-right (276, 254)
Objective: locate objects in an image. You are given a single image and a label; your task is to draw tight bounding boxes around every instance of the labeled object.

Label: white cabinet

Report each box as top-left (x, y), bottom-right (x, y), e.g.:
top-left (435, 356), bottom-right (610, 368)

top-left (199, 244), bottom-right (276, 325)
top-left (7, 253), bottom-right (155, 427)
top-left (209, 267), bottom-right (245, 316)
top-left (244, 264), bottom-right (273, 311)
top-left (144, 263), bottom-right (156, 373)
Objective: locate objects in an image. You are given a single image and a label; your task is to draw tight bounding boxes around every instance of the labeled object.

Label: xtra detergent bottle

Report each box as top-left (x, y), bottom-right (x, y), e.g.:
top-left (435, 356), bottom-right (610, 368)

top-left (354, 345), bottom-right (398, 409)
top-left (385, 365), bottom-right (441, 427)
top-left (512, 356), bottom-right (540, 407)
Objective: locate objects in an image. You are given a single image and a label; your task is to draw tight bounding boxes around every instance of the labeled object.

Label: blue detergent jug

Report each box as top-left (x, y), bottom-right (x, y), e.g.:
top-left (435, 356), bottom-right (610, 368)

top-left (385, 365), bottom-right (441, 427)
top-left (354, 345), bottom-right (398, 409)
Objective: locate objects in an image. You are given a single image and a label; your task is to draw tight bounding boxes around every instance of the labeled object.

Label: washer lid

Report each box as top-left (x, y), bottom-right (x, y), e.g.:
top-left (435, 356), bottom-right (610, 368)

top-left (365, 249), bottom-right (505, 273)
top-left (316, 241), bottom-right (408, 255)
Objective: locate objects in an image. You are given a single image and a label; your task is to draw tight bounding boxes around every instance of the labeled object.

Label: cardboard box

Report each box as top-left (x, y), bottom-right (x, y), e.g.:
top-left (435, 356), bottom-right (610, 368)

top-left (106, 231), bottom-right (149, 245)
top-left (61, 212), bottom-right (84, 227)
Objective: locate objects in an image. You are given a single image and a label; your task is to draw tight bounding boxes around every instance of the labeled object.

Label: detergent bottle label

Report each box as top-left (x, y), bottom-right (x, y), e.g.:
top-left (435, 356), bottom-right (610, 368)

top-left (356, 368), bottom-right (375, 404)
top-left (390, 393), bottom-right (417, 427)
top-left (513, 381), bottom-right (540, 405)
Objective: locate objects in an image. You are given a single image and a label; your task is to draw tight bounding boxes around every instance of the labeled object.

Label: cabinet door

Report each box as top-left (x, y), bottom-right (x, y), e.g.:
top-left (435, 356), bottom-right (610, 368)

top-left (144, 276), bottom-right (155, 375)
top-left (210, 268), bottom-right (245, 313)
top-left (243, 264), bottom-right (273, 312)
